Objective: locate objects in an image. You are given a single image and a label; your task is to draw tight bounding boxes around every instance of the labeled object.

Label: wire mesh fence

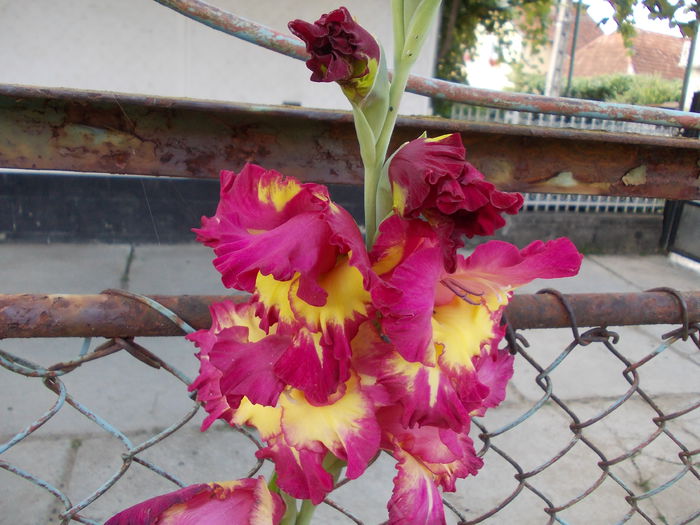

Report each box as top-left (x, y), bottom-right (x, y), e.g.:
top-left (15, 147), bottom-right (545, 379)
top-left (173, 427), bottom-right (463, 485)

top-left (521, 194), bottom-right (665, 215)
top-left (1, 290), bottom-right (698, 524)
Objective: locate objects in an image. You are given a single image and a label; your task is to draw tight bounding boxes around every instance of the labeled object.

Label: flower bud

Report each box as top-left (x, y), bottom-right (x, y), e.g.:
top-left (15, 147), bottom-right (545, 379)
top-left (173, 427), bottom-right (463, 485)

top-left (289, 7), bottom-right (380, 102)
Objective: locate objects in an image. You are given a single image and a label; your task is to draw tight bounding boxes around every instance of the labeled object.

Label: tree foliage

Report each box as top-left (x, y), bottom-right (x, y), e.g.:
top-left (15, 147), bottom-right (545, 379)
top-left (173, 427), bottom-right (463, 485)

top-left (435, 0), bottom-right (697, 85)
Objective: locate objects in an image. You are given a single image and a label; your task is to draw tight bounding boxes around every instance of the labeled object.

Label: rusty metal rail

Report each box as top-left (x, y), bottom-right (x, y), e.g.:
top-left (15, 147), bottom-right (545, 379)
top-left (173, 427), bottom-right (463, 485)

top-left (2, 85), bottom-right (700, 200)
top-left (152, 0), bottom-right (700, 130)
top-left (1, 291), bottom-right (699, 338)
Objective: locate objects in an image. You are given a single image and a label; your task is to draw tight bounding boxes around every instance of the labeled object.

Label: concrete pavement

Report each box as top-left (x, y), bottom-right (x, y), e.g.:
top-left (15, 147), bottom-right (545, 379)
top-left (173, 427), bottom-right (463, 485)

top-left (1, 243), bottom-right (698, 524)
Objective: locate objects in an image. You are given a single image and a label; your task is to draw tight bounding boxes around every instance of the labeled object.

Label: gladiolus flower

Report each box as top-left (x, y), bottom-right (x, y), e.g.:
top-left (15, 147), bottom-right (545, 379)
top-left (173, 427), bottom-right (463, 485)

top-left (289, 7), bottom-right (381, 102)
top-left (373, 216), bottom-right (582, 367)
top-left (104, 477), bottom-right (285, 525)
top-left (193, 165), bottom-right (374, 402)
top-left (388, 133), bottom-right (524, 270)
top-left (369, 216), bottom-right (582, 429)
top-left (194, 164), bottom-right (371, 307)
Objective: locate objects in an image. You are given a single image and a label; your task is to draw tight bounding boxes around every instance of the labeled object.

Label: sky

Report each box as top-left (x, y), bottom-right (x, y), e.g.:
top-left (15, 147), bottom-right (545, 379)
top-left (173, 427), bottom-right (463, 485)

top-left (584, 0), bottom-right (689, 36)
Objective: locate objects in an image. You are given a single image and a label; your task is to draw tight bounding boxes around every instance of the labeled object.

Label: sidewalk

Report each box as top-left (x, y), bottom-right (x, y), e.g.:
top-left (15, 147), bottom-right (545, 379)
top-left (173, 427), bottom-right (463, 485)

top-left (1, 243), bottom-right (698, 524)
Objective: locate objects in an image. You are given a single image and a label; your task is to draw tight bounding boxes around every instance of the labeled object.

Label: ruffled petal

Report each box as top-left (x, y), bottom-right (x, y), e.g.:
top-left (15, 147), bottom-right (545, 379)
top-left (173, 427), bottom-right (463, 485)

top-left (388, 133), bottom-right (523, 269)
top-left (105, 477), bottom-right (285, 525)
top-left (470, 340), bottom-right (515, 417)
top-left (255, 254), bottom-right (372, 402)
top-left (234, 375), bottom-right (380, 505)
top-left (280, 373), bottom-right (380, 480)
top-left (377, 351), bottom-right (471, 431)
top-left (371, 216), bottom-right (443, 365)
top-left (439, 238), bottom-right (583, 311)
top-left (256, 435), bottom-right (333, 505)
top-left (194, 164), bottom-right (369, 307)
top-left (388, 450), bottom-right (446, 525)
top-left (188, 300), bottom-right (288, 427)
top-left (272, 327), bottom-right (345, 404)
top-left (380, 407), bottom-right (482, 524)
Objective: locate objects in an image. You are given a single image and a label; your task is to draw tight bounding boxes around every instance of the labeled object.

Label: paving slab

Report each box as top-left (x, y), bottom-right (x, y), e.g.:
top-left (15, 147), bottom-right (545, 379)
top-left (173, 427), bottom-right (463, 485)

top-left (0, 244), bottom-right (130, 294)
top-left (517, 254), bottom-right (636, 295)
top-left (0, 437), bottom-right (74, 525)
top-left (126, 243), bottom-right (229, 295)
top-left (1, 337), bottom-right (200, 438)
top-left (589, 254), bottom-right (700, 292)
top-left (449, 404), bottom-right (634, 524)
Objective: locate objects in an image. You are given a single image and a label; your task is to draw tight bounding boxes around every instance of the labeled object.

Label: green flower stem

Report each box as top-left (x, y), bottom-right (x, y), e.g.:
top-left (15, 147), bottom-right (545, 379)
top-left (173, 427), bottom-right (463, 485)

top-left (279, 491), bottom-right (298, 525)
top-left (363, 162), bottom-right (382, 248)
top-left (363, 62), bottom-right (411, 247)
top-left (294, 499), bottom-right (316, 525)
top-left (289, 456), bottom-right (345, 525)
top-left (357, 60), bottom-right (411, 248)
top-left (375, 63), bottom-right (411, 175)
top-left (352, 104), bottom-right (381, 249)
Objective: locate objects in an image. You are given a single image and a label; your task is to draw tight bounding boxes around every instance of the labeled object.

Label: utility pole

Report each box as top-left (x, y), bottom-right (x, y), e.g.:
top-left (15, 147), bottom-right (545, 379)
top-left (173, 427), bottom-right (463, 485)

top-left (545, 0), bottom-right (573, 97)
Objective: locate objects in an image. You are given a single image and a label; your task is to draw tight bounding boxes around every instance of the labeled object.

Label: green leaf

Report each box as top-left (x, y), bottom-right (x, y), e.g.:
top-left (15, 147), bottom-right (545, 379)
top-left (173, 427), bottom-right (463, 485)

top-left (401, 0), bottom-right (442, 66)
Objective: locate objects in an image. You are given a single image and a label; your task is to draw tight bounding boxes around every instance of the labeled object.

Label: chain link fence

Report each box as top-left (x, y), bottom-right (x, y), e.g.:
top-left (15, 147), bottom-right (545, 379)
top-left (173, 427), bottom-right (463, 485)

top-left (1, 290), bottom-right (698, 524)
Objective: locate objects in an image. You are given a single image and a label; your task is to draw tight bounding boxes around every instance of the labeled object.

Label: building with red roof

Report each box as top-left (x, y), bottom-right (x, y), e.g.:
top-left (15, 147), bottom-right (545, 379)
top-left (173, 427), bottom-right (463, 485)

top-left (571, 29), bottom-right (686, 80)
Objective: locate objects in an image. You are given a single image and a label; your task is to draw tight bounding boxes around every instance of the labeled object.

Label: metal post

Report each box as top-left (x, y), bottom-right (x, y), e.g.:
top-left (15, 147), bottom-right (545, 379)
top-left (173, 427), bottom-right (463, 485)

top-left (564, 0), bottom-right (583, 97)
top-left (680, 17), bottom-right (699, 111)
top-left (545, 0), bottom-right (572, 97)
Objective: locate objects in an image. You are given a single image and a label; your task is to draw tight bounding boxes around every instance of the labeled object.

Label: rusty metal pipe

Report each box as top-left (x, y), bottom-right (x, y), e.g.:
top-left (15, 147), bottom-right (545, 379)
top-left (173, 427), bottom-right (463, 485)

top-left (1, 292), bottom-right (698, 338)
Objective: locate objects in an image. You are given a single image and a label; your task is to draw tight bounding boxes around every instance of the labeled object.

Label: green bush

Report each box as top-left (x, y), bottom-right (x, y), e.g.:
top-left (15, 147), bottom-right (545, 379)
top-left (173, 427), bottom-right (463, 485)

top-left (509, 72), bottom-right (681, 106)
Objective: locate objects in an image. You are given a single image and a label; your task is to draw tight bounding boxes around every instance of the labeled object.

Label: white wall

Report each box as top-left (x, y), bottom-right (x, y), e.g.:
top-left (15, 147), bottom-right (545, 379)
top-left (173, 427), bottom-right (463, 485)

top-left (0, 0), bottom-right (437, 115)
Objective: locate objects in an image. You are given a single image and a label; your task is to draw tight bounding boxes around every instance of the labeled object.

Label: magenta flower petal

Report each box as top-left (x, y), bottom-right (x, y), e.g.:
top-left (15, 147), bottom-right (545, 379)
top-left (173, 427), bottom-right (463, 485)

top-left (194, 164), bottom-right (370, 307)
top-left (233, 374), bottom-right (380, 505)
top-left (279, 374), bottom-right (381, 481)
top-left (371, 216), bottom-right (443, 365)
top-left (439, 237), bottom-right (584, 310)
top-left (388, 450), bottom-right (447, 525)
top-left (187, 300), bottom-right (288, 428)
top-left (105, 477), bottom-right (285, 525)
top-left (257, 436), bottom-right (334, 505)
top-left (470, 341), bottom-right (515, 416)
top-left (389, 133), bottom-right (524, 270)
top-left (289, 7), bottom-right (380, 100)
top-left (210, 327), bottom-right (288, 407)
top-left (385, 356), bottom-right (472, 431)
top-left (272, 327), bottom-right (346, 404)
top-left (379, 407), bottom-right (482, 524)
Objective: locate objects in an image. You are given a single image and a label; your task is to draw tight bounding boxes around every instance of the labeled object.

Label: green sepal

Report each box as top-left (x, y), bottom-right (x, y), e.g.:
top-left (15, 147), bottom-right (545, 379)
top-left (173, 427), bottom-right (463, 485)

top-left (351, 104), bottom-right (377, 169)
top-left (358, 45), bottom-right (391, 140)
top-left (375, 141), bottom-right (407, 232)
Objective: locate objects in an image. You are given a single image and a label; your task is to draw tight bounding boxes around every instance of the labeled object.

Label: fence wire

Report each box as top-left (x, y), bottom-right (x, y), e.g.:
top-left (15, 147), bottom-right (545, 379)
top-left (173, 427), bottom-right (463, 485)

top-left (1, 290), bottom-right (698, 524)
